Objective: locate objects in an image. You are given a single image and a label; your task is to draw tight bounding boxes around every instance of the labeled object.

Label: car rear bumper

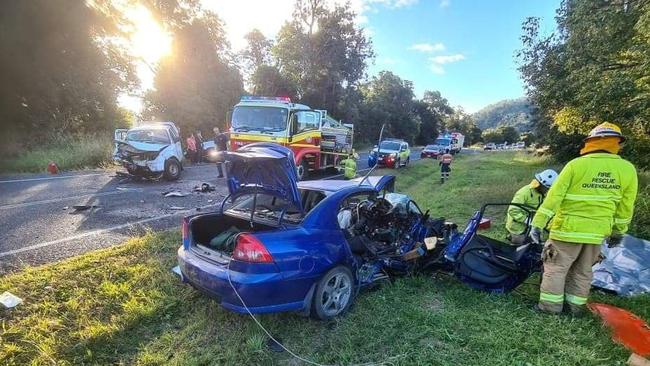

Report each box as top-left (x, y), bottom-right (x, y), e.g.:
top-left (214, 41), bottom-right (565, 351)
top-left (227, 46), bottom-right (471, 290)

top-left (177, 246), bottom-right (315, 314)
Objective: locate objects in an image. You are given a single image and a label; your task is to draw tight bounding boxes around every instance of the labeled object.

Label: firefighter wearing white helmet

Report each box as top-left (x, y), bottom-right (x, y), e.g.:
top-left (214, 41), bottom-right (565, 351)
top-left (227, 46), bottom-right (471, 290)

top-left (529, 122), bottom-right (638, 314)
top-left (505, 169), bottom-right (558, 245)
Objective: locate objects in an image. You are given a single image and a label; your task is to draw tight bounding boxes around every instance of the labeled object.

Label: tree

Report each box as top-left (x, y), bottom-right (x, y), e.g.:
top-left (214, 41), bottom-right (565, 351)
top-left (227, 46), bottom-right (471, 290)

top-left (143, 12), bottom-right (243, 134)
top-left (0, 0), bottom-right (136, 149)
top-left (518, 0), bottom-right (650, 168)
top-left (250, 65), bottom-right (297, 98)
top-left (273, 0), bottom-right (373, 120)
top-left (357, 71), bottom-right (418, 144)
top-left (240, 29), bottom-right (273, 78)
top-left (414, 90), bottom-right (452, 145)
top-left (472, 98), bottom-right (533, 132)
top-left (481, 126), bottom-right (520, 144)
top-left (444, 108), bottom-right (482, 145)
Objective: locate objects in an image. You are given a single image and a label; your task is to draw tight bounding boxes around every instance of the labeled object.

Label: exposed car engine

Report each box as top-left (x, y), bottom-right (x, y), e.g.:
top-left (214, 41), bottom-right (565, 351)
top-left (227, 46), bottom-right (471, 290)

top-left (338, 193), bottom-right (451, 283)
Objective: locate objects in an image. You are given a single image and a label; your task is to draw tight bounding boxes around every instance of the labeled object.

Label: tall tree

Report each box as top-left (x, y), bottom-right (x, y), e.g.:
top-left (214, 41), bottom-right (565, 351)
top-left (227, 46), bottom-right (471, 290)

top-left (358, 71), bottom-right (418, 144)
top-left (143, 12), bottom-right (243, 134)
top-left (273, 0), bottom-right (373, 120)
top-left (0, 0), bottom-right (136, 149)
top-left (414, 90), bottom-right (453, 145)
top-left (518, 0), bottom-right (650, 168)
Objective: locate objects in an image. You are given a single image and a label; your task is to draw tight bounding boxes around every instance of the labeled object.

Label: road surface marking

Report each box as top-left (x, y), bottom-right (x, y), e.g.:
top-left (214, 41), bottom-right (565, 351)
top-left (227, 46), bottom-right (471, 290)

top-left (0, 212), bottom-right (179, 258)
top-left (0, 173), bottom-right (105, 184)
top-left (0, 190), bottom-right (136, 210)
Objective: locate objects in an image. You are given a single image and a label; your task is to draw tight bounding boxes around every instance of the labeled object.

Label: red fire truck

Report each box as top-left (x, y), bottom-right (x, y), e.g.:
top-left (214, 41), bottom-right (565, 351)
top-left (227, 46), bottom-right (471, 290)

top-left (228, 96), bottom-right (354, 180)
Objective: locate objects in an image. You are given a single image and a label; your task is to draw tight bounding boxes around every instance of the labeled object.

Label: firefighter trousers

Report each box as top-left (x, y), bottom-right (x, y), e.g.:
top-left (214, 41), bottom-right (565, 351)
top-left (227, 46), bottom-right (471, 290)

top-left (538, 239), bottom-right (601, 314)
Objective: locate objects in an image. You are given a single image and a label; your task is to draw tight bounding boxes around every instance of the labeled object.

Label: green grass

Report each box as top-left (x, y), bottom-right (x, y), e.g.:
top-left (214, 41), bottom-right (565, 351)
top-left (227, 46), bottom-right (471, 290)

top-left (2, 152), bottom-right (649, 365)
top-left (0, 134), bottom-right (114, 174)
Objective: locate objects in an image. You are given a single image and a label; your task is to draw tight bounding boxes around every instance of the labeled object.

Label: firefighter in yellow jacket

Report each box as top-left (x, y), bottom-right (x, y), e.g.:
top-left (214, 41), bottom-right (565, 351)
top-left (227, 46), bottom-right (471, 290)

top-left (340, 150), bottom-right (359, 180)
top-left (529, 123), bottom-right (638, 314)
top-left (505, 169), bottom-right (558, 245)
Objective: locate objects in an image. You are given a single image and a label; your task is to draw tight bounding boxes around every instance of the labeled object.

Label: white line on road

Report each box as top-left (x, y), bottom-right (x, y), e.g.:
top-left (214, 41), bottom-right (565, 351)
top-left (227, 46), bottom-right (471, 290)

top-left (0, 173), bottom-right (105, 184)
top-left (0, 190), bottom-right (136, 210)
top-left (0, 212), bottom-right (182, 258)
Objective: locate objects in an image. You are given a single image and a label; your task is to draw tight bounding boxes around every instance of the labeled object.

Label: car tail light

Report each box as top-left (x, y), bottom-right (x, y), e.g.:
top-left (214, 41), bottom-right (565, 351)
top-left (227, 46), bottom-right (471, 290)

top-left (232, 233), bottom-right (273, 263)
top-left (182, 217), bottom-right (190, 248)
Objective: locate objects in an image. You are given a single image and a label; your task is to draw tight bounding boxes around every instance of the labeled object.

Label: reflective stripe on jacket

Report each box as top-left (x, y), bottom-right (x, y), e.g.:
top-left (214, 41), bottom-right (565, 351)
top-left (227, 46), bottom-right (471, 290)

top-left (506, 183), bottom-right (543, 235)
top-left (531, 153), bottom-right (638, 244)
top-left (439, 154), bottom-right (453, 164)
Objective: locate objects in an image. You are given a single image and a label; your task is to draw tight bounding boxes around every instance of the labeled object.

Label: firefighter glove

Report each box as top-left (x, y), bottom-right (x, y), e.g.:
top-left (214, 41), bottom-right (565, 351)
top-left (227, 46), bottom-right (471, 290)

top-left (607, 234), bottom-right (623, 248)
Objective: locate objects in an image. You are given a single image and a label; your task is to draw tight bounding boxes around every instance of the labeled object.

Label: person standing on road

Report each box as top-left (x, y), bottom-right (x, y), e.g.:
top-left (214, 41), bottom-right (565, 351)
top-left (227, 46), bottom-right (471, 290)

top-left (213, 127), bottom-right (229, 178)
top-left (339, 149), bottom-right (358, 180)
top-left (505, 169), bottom-right (558, 245)
top-left (529, 123), bottom-right (638, 315)
top-left (186, 133), bottom-right (197, 164)
top-left (195, 130), bottom-right (204, 164)
top-left (438, 150), bottom-right (453, 183)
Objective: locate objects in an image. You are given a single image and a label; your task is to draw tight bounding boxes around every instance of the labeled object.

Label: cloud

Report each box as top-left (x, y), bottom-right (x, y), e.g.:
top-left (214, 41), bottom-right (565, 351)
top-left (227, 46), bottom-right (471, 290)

top-left (409, 42), bottom-right (445, 53)
top-left (440, 0), bottom-right (450, 8)
top-left (429, 53), bottom-right (465, 74)
top-left (368, 0), bottom-right (419, 8)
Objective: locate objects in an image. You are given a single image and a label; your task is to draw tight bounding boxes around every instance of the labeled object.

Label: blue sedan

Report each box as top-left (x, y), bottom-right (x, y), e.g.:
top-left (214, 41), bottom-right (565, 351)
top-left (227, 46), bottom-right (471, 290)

top-left (177, 143), bottom-right (438, 319)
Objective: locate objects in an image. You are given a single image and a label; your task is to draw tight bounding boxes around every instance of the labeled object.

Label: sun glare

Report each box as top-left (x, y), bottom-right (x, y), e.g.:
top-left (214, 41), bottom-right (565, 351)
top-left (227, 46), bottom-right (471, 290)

top-left (125, 4), bottom-right (171, 65)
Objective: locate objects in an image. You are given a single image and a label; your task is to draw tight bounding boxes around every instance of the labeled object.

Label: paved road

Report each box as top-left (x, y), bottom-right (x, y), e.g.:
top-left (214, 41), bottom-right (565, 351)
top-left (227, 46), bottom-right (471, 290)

top-left (0, 147), bottom-right (422, 273)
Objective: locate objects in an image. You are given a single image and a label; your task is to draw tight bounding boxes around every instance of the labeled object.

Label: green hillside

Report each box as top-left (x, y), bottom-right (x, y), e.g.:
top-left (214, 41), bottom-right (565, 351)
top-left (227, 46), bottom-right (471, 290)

top-left (473, 98), bottom-right (533, 132)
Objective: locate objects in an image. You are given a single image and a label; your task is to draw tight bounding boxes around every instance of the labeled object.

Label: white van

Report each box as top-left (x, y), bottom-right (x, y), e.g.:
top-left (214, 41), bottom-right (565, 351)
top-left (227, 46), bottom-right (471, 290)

top-left (113, 122), bottom-right (184, 180)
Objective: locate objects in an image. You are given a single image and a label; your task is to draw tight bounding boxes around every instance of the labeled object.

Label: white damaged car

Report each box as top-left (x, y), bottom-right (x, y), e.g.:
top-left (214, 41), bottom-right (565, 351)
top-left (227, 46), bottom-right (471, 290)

top-left (113, 122), bottom-right (184, 180)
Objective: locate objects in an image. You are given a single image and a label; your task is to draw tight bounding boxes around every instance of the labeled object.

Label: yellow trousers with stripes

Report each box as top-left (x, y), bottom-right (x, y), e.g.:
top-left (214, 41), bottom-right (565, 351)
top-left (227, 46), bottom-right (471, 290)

top-left (538, 239), bottom-right (602, 314)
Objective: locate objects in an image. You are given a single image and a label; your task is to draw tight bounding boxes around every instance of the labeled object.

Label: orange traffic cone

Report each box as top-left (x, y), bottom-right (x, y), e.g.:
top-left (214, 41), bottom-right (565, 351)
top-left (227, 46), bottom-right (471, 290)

top-left (47, 161), bottom-right (59, 174)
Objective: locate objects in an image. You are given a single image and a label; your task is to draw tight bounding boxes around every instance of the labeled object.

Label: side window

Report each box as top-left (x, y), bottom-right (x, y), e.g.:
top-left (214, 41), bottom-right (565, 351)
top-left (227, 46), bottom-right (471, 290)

top-left (294, 111), bottom-right (320, 134)
top-left (169, 128), bottom-right (180, 143)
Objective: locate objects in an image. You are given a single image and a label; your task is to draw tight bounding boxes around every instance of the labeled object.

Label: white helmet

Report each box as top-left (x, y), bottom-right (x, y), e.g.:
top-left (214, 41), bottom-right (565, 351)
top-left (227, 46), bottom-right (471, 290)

top-left (535, 169), bottom-right (558, 188)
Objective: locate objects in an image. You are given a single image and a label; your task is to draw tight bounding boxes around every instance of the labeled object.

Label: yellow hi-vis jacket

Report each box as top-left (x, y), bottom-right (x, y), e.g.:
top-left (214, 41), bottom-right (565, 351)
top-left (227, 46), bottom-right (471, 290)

top-left (531, 153), bottom-right (638, 244)
top-left (506, 183), bottom-right (543, 235)
top-left (341, 158), bottom-right (357, 179)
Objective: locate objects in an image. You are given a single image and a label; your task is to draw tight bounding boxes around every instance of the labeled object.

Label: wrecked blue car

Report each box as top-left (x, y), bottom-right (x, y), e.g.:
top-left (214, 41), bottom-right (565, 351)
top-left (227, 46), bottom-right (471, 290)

top-left (177, 143), bottom-right (453, 319)
top-left (177, 143), bottom-right (545, 319)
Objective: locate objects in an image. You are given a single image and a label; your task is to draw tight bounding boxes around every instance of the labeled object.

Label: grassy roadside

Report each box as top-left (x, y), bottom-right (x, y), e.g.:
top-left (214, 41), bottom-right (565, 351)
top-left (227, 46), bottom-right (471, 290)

top-left (0, 134), bottom-right (114, 174)
top-left (1, 152), bottom-right (649, 365)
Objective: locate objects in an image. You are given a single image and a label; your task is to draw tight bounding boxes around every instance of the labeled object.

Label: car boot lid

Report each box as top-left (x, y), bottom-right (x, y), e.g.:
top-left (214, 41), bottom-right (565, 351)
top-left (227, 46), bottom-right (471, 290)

top-left (225, 143), bottom-right (303, 211)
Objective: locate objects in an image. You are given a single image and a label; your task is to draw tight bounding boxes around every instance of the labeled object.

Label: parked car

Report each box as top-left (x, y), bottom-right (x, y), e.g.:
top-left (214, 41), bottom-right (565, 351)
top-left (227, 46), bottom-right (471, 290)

top-left (484, 143), bottom-right (496, 151)
top-left (420, 144), bottom-right (442, 159)
top-left (176, 143), bottom-right (450, 320)
top-left (113, 122), bottom-right (184, 180)
top-left (367, 139), bottom-right (411, 168)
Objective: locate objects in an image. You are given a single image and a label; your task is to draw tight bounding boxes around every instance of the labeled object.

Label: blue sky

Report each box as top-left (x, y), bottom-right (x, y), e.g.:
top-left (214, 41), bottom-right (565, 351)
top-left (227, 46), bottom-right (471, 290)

top-left (365, 0), bottom-right (560, 112)
top-left (123, 1), bottom-right (562, 113)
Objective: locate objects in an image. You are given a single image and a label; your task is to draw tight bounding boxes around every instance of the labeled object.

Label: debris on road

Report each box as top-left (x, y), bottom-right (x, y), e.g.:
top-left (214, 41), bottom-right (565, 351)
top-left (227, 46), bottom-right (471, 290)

top-left (169, 206), bottom-right (186, 210)
top-left (194, 182), bottom-right (215, 193)
top-left (71, 205), bottom-right (100, 212)
top-left (0, 291), bottom-right (23, 309)
top-left (163, 191), bottom-right (188, 198)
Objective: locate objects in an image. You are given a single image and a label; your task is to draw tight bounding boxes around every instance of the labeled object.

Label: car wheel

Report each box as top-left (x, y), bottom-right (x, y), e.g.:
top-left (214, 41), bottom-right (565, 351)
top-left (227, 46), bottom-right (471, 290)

top-left (311, 266), bottom-right (355, 320)
top-left (296, 160), bottom-right (309, 181)
top-left (164, 158), bottom-right (181, 181)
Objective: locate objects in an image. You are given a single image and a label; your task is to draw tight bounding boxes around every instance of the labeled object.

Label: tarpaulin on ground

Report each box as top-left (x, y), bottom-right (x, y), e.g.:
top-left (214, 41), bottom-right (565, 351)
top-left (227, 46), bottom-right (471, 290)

top-left (592, 235), bottom-right (650, 297)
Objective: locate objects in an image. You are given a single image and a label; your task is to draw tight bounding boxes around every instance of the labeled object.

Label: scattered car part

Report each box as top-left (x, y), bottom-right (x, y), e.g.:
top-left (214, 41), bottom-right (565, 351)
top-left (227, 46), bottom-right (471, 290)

top-left (164, 191), bottom-right (188, 198)
top-left (0, 291), bottom-right (23, 309)
top-left (589, 303), bottom-right (650, 359)
top-left (169, 206), bottom-right (186, 210)
top-left (71, 205), bottom-right (99, 211)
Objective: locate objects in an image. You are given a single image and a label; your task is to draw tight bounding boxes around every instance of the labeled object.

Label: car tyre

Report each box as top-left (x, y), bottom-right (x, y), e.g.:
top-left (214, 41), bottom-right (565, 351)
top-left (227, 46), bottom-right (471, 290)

top-left (164, 158), bottom-right (181, 181)
top-left (296, 159), bottom-right (309, 181)
top-left (311, 266), bottom-right (355, 320)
